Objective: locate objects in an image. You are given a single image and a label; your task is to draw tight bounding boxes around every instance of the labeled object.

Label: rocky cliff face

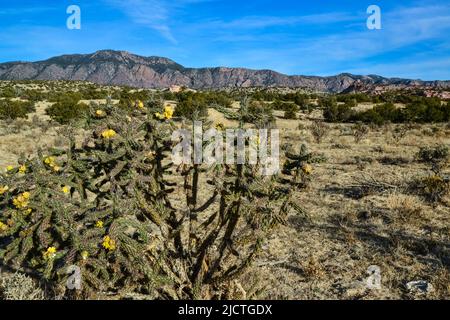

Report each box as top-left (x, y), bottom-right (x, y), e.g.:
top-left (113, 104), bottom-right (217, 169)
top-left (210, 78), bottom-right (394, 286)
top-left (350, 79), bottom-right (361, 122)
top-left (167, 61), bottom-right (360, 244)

top-left (0, 50), bottom-right (449, 92)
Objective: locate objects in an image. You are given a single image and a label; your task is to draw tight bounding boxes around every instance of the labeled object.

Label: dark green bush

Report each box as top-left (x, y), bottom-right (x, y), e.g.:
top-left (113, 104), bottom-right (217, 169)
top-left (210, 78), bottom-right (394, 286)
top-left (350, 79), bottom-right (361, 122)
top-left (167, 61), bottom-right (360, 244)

top-left (351, 103), bottom-right (403, 125)
top-left (79, 85), bottom-right (109, 100)
top-left (175, 92), bottom-right (208, 119)
top-left (336, 93), bottom-right (372, 104)
top-left (271, 100), bottom-right (284, 110)
top-left (161, 90), bottom-right (176, 101)
top-left (416, 145), bottom-right (449, 173)
top-left (352, 109), bottom-right (385, 125)
top-left (293, 94), bottom-right (310, 109)
top-left (116, 89), bottom-right (153, 110)
top-left (20, 90), bottom-right (46, 102)
top-left (402, 98), bottom-right (450, 123)
top-left (0, 86), bottom-right (16, 98)
top-left (245, 100), bottom-right (275, 126)
top-left (322, 97), bottom-right (353, 122)
top-left (247, 90), bottom-right (313, 106)
top-left (417, 145), bottom-right (449, 163)
top-left (351, 99), bottom-right (450, 125)
top-left (47, 91), bottom-right (83, 103)
top-left (0, 99), bottom-right (35, 120)
top-left (283, 103), bottom-right (298, 119)
top-left (46, 100), bottom-right (89, 124)
top-left (203, 91), bottom-right (233, 108)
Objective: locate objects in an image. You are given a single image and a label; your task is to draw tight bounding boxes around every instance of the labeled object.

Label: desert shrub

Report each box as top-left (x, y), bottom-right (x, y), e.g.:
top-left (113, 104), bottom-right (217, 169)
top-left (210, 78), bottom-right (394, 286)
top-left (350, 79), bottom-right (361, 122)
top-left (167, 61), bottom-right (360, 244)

top-left (241, 100), bottom-right (275, 127)
top-left (391, 124), bottom-right (410, 142)
top-left (5, 119), bottom-right (30, 134)
top-left (372, 103), bottom-right (402, 121)
top-left (293, 94), bottom-right (310, 110)
top-left (249, 89), bottom-right (278, 101)
top-left (31, 115), bottom-right (51, 133)
top-left (322, 97), bottom-right (353, 122)
top-left (301, 255), bottom-right (325, 279)
top-left (161, 91), bottom-right (177, 101)
top-left (410, 175), bottom-right (449, 203)
top-left (403, 98), bottom-right (450, 123)
top-left (79, 85), bottom-right (109, 100)
top-left (116, 90), bottom-right (153, 110)
top-left (0, 99), bottom-right (35, 120)
top-left (0, 86), bottom-right (17, 98)
top-left (378, 156), bottom-right (411, 166)
top-left (47, 91), bottom-right (83, 103)
top-left (0, 272), bottom-right (45, 300)
top-left (175, 92), bottom-right (208, 119)
top-left (20, 89), bottom-right (46, 102)
top-left (352, 103), bottom-right (402, 125)
top-left (416, 145), bottom-right (449, 173)
top-left (337, 93), bottom-right (372, 104)
top-left (46, 100), bottom-right (89, 125)
top-left (353, 108), bottom-right (385, 125)
top-left (351, 99), bottom-right (450, 124)
top-left (351, 156), bottom-right (374, 170)
top-left (417, 145), bottom-right (449, 163)
top-left (343, 98), bottom-right (357, 109)
top-left (352, 123), bottom-right (369, 143)
top-left (0, 103), bottom-right (301, 299)
top-left (272, 100), bottom-right (297, 111)
top-left (203, 91), bottom-right (233, 108)
top-left (310, 121), bottom-right (328, 143)
top-left (283, 103), bottom-right (298, 119)
top-left (271, 100), bottom-right (283, 110)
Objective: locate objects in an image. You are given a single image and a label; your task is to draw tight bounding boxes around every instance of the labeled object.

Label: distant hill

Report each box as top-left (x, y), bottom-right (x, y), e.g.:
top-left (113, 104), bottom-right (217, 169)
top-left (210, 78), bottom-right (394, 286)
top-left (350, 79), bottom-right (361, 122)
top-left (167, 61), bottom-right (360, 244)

top-left (1, 50), bottom-right (449, 93)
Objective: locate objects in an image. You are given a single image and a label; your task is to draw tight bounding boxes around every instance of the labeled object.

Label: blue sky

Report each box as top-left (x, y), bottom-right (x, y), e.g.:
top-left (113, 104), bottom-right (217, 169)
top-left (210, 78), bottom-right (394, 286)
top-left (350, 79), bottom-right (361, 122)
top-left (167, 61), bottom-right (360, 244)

top-left (0, 0), bottom-right (449, 80)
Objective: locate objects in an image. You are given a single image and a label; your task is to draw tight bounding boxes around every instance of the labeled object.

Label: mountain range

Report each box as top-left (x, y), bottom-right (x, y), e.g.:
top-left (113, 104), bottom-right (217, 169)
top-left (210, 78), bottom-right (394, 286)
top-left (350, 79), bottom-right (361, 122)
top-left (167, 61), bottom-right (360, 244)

top-left (0, 50), bottom-right (449, 93)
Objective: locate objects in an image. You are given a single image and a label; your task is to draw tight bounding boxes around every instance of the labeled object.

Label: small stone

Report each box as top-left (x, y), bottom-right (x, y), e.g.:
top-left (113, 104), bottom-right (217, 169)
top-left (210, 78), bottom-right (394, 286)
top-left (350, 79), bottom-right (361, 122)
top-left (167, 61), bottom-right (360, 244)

top-left (406, 280), bottom-right (434, 294)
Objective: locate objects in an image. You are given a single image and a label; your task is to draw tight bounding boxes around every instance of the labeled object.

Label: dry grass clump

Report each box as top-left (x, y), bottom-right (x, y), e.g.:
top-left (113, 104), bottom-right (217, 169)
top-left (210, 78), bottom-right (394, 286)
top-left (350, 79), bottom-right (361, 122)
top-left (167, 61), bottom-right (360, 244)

top-left (386, 194), bottom-right (423, 223)
top-left (416, 144), bottom-right (449, 173)
top-left (300, 255), bottom-right (325, 279)
top-left (409, 175), bottom-right (449, 203)
top-left (430, 268), bottom-right (450, 298)
top-left (0, 272), bottom-right (44, 300)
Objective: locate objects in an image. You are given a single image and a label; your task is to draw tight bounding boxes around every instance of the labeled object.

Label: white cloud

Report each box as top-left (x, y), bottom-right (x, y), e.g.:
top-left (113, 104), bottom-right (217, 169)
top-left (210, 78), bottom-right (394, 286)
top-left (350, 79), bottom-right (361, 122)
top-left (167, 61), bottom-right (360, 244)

top-left (212, 4), bottom-right (450, 77)
top-left (104, 0), bottom-right (217, 44)
top-left (0, 7), bottom-right (56, 15)
top-left (213, 12), bottom-right (358, 29)
top-left (105, 0), bottom-right (176, 43)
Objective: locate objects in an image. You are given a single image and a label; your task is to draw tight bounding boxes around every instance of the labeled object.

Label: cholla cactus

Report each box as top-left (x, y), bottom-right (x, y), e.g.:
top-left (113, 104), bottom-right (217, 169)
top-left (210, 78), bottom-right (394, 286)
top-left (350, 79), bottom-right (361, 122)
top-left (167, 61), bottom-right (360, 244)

top-left (0, 99), bottom-right (300, 299)
top-left (282, 144), bottom-right (326, 188)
